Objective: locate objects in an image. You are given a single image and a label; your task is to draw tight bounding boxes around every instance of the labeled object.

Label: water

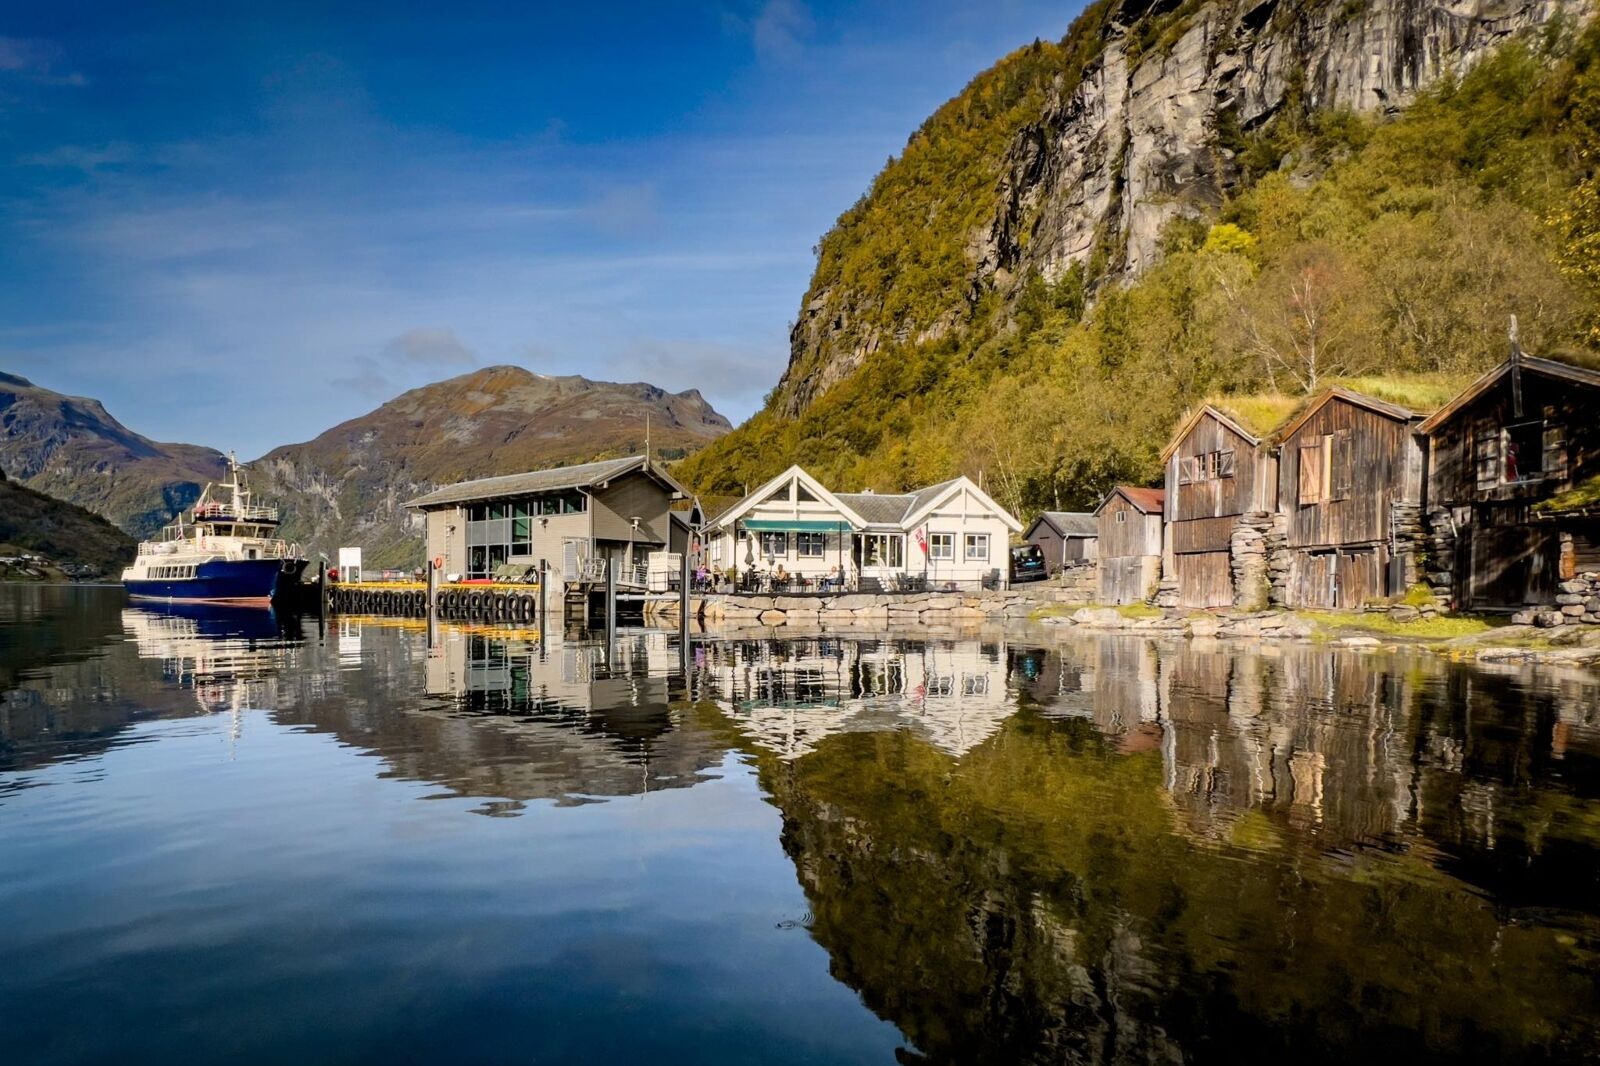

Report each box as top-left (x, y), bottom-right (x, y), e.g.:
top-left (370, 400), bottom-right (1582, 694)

top-left (1, 585), bottom-right (1597, 1065)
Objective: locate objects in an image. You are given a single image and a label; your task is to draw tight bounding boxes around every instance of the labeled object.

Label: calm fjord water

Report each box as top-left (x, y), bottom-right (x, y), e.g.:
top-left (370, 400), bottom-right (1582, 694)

top-left (1, 585), bottom-right (1598, 1065)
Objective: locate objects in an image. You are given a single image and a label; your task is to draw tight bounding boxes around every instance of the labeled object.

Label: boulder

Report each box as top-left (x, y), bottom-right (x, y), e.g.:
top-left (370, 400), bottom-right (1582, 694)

top-left (1511, 609), bottom-right (1536, 625)
top-left (1387, 605), bottom-right (1421, 623)
top-left (757, 610), bottom-right (787, 626)
top-left (1340, 636), bottom-right (1382, 647)
top-left (1072, 607), bottom-right (1124, 626)
top-left (1534, 610), bottom-right (1567, 628)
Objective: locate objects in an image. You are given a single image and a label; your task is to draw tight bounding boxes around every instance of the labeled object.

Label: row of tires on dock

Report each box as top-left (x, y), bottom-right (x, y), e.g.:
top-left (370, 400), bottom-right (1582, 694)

top-left (327, 585), bottom-right (543, 623)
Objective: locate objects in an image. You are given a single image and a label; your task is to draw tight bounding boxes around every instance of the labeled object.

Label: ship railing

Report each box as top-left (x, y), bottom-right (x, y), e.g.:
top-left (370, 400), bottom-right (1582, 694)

top-left (193, 503), bottom-right (279, 522)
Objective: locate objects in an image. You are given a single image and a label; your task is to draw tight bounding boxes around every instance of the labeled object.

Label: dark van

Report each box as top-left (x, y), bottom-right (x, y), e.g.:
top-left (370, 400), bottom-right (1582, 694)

top-left (1010, 544), bottom-right (1048, 584)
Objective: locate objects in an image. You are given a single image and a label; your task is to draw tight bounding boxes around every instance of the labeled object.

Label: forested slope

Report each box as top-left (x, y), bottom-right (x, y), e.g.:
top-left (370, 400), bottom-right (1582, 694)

top-left (680, 0), bottom-right (1600, 518)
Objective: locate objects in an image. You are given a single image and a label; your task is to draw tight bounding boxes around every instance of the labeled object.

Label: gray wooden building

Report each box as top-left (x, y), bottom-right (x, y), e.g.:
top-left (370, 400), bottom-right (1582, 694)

top-left (406, 456), bottom-right (687, 595)
top-left (1274, 389), bottom-right (1426, 608)
top-left (1024, 511), bottom-right (1098, 571)
top-left (1096, 487), bottom-right (1165, 605)
top-left (1419, 354), bottom-right (1600, 609)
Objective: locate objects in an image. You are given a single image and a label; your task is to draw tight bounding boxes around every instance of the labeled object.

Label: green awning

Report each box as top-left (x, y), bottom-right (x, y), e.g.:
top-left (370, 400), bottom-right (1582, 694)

top-left (740, 518), bottom-right (853, 532)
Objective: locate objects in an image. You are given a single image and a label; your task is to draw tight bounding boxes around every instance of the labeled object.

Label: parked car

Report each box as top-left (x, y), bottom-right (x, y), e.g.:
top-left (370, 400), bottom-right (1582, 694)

top-left (1010, 544), bottom-right (1048, 584)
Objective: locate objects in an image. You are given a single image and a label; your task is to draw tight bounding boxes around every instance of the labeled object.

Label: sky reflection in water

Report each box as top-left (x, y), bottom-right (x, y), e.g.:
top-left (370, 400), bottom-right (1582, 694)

top-left (0, 585), bottom-right (1597, 1065)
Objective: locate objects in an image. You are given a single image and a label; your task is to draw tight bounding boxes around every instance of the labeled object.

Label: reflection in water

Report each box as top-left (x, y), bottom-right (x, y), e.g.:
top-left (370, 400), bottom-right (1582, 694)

top-left (2, 584), bottom-right (1599, 1064)
top-left (699, 637), bottom-right (1017, 759)
top-left (712, 635), bottom-right (1600, 1064)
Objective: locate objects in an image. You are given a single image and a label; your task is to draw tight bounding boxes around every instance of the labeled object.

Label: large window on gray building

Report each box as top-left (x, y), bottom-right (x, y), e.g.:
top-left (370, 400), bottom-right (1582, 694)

top-left (464, 492), bottom-right (586, 577)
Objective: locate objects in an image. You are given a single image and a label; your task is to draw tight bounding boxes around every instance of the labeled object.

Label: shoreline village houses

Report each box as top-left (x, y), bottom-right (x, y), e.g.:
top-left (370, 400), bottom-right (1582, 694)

top-left (1024, 511), bottom-right (1098, 571)
top-left (1274, 389), bottom-right (1427, 608)
top-left (1095, 487), bottom-right (1164, 605)
top-left (1160, 405), bottom-right (1277, 609)
top-left (1418, 353), bottom-right (1600, 610)
top-left (705, 466), bottom-right (1023, 591)
top-left (404, 455), bottom-right (687, 594)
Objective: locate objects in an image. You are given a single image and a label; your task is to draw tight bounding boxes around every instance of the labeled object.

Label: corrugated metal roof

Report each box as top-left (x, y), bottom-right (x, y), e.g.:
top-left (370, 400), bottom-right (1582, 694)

top-left (1035, 511), bottom-right (1098, 537)
top-left (833, 491), bottom-right (915, 526)
top-left (405, 455), bottom-right (668, 509)
top-left (1097, 486), bottom-right (1164, 515)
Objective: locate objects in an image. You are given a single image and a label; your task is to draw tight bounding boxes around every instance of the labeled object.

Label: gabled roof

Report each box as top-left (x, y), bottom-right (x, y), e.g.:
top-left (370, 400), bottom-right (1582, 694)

top-left (833, 490), bottom-right (916, 526)
top-left (900, 476), bottom-right (1024, 533)
top-left (1026, 511), bottom-right (1098, 539)
top-left (1418, 355), bottom-right (1600, 434)
top-left (710, 465), bottom-right (869, 529)
top-left (1159, 404), bottom-right (1261, 462)
top-left (1095, 486), bottom-right (1165, 516)
top-left (1273, 387), bottom-right (1419, 443)
top-left (405, 455), bottom-right (683, 510)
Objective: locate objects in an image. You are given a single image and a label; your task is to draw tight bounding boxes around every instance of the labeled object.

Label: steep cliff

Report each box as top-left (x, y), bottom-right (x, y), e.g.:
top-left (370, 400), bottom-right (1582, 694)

top-left (781, 0), bottom-right (1577, 415)
top-left (679, 0), bottom-right (1595, 507)
top-left (250, 365), bottom-right (731, 568)
top-left (0, 372), bottom-right (226, 538)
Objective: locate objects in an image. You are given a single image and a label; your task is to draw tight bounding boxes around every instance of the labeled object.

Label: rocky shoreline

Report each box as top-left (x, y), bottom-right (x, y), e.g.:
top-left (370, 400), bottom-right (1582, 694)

top-left (655, 586), bottom-right (1600, 669)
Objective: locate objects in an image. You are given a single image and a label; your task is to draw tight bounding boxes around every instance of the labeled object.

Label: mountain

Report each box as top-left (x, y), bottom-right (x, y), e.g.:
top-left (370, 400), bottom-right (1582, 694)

top-left (0, 372), bottom-right (226, 538)
top-left (249, 365), bottom-right (731, 568)
top-left (0, 466), bottom-right (137, 580)
top-left (678, 0), bottom-right (1600, 517)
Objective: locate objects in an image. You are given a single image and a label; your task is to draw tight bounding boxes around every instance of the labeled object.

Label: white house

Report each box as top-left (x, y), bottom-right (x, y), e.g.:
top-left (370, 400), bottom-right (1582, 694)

top-left (705, 466), bottom-right (1023, 591)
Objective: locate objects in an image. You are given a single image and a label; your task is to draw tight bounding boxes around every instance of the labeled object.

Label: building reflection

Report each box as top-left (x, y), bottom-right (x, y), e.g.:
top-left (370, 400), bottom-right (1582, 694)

top-left (695, 636), bottom-right (1021, 760)
top-left (276, 622), bottom-right (729, 810)
top-left (724, 636), bottom-right (1600, 1064)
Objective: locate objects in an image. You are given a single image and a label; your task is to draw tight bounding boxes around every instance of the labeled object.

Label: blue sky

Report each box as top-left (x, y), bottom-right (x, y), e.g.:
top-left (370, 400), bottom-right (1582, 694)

top-left (0, 1), bottom-right (1084, 457)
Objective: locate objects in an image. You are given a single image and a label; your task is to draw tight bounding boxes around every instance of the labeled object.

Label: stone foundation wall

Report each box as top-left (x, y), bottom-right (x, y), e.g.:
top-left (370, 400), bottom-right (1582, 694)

top-left (1513, 573), bottom-right (1600, 627)
top-left (687, 584), bottom-right (1090, 628)
top-left (1423, 508), bottom-right (1459, 608)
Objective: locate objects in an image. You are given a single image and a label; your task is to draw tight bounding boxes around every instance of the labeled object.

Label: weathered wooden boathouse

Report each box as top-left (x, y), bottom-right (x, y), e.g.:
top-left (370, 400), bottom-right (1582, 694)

top-left (1095, 487), bottom-right (1165, 605)
top-left (1419, 352), bottom-right (1600, 610)
top-left (1160, 405), bottom-right (1277, 609)
top-left (1274, 388), bottom-right (1427, 608)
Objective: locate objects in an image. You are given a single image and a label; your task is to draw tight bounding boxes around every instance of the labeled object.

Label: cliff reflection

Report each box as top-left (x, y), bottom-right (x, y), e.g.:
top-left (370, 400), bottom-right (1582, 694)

top-left (703, 637), bottom-right (1600, 1064)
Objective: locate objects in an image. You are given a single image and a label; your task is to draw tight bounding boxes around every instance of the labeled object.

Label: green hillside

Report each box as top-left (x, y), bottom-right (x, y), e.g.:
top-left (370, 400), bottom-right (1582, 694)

top-left (680, 13), bottom-right (1600, 518)
top-left (0, 467), bottom-right (136, 579)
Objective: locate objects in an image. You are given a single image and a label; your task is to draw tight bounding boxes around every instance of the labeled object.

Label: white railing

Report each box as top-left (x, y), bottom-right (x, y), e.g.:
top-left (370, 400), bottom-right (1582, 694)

top-left (193, 503), bottom-right (279, 522)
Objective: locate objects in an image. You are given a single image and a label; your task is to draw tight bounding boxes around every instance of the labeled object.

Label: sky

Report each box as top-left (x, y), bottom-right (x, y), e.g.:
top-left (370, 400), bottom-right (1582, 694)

top-left (0, 1), bottom-right (1085, 458)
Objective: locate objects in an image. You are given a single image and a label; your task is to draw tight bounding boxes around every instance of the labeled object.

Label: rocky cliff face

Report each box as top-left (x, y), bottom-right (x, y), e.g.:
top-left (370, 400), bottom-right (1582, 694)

top-left (250, 365), bottom-right (731, 568)
top-left (779, 0), bottom-right (1580, 416)
top-left (0, 372), bottom-right (226, 537)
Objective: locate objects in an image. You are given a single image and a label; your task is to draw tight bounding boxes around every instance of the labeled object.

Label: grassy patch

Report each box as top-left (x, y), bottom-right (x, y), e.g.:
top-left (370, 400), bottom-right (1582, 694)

top-left (1116, 603), bottom-right (1163, 619)
top-left (1534, 472), bottom-right (1600, 514)
top-left (1302, 610), bottom-right (1500, 640)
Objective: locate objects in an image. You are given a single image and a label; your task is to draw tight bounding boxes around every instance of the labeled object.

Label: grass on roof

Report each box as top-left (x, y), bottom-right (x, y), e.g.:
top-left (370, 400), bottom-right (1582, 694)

top-left (1534, 472), bottom-right (1600, 513)
top-left (1206, 374), bottom-right (1471, 439)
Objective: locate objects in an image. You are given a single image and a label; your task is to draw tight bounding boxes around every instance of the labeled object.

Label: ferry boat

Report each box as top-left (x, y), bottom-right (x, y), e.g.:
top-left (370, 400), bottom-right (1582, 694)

top-left (121, 455), bottom-right (307, 604)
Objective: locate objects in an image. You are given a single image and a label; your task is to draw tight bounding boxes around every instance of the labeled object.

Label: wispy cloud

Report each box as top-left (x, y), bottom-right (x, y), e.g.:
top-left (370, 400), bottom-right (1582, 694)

top-left (20, 141), bottom-right (135, 172)
top-left (0, 36), bottom-right (86, 87)
top-left (383, 327), bottom-right (477, 368)
top-left (725, 0), bottom-right (813, 63)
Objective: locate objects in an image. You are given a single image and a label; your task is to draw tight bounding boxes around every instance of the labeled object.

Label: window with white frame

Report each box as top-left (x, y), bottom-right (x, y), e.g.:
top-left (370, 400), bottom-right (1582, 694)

top-left (928, 532), bottom-right (954, 560)
top-left (758, 531), bottom-right (787, 557)
top-left (964, 533), bottom-right (990, 562)
top-left (859, 533), bottom-right (904, 568)
top-left (796, 531), bottom-right (826, 557)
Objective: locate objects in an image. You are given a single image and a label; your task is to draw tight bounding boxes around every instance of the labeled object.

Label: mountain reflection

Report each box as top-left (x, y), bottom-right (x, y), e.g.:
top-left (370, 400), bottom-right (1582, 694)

top-left (699, 635), bottom-right (1600, 1064)
top-left (4, 586), bottom-right (1599, 1063)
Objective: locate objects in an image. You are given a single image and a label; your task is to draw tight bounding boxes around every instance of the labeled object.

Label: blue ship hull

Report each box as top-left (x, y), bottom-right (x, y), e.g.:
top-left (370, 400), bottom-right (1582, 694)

top-left (125, 559), bottom-right (287, 603)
